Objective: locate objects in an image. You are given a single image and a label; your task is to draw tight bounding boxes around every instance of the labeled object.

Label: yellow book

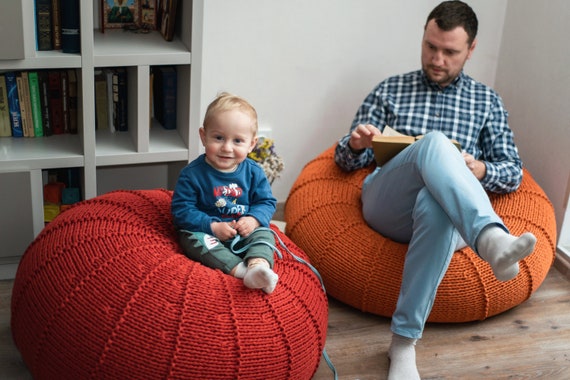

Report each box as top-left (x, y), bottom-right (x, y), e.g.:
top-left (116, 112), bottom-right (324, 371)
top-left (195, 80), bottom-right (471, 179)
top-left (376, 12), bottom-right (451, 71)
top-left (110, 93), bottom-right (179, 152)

top-left (372, 126), bottom-right (461, 166)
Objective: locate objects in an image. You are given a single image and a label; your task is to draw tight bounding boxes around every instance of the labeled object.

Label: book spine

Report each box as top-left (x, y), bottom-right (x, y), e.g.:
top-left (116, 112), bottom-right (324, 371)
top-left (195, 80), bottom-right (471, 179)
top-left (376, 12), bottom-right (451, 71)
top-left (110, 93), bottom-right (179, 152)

top-left (67, 69), bottom-right (78, 134)
top-left (48, 70), bottom-right (64, 134)
top-left (38, 71), bottom-right (52, 136)
top-left (60, 70), bottom-right (70, 133)
top-left (35, 0), bottom-right (53, 51)
top-left (16, 73), bottom-right (34, 137)
top-left (61, 0), bottom-right (81, 53)
top-left (94, 70), bottom-right (109, 130)
top-left (105, 69), bottom-right (115, 132)
top-left (114, 68), bottom-right (128, 132)
top-left (5, 72), bottom-right (23, 137)
top-left (27, 72), bottom-right (44, 137)
top-left (51, 0), bottom-right (62, 50)
top-left (154, 66), bottom-right (177, 130)
top-left (0, 75), bottom-right (11, 137)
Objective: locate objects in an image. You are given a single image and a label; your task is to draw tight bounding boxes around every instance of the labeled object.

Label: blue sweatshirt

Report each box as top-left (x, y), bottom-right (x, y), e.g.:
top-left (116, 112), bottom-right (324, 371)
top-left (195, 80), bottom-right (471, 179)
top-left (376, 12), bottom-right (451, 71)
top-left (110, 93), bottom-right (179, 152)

top-left (171, 154), bottom-right (277, 235)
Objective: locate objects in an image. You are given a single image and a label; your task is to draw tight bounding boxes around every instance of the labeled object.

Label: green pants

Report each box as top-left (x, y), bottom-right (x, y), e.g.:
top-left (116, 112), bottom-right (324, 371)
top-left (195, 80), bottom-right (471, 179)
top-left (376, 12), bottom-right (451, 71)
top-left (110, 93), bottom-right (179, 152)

top-left (178, 228), bottom-right (275, 274)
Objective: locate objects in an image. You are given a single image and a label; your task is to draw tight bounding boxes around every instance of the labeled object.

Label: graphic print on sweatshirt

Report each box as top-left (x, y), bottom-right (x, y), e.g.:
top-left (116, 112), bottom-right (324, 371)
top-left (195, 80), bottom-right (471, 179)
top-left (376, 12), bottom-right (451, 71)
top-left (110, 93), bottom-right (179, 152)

top-left (213, 183), bottom-right (247, 219)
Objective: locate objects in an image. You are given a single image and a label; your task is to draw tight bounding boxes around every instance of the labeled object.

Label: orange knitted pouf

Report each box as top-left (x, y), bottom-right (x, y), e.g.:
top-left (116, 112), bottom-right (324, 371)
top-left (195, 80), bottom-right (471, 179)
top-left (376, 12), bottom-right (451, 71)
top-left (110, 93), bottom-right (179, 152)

top-left (285, 145), bottom-right (556, 323)
top-left (11, 189), bottom-right (328, 380)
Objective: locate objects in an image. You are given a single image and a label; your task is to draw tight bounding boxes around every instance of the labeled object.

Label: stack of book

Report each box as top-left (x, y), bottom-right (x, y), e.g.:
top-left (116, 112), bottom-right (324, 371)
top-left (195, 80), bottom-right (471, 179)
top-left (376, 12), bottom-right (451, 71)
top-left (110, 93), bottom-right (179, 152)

top-left (0, 70), bottom-right (78, 138)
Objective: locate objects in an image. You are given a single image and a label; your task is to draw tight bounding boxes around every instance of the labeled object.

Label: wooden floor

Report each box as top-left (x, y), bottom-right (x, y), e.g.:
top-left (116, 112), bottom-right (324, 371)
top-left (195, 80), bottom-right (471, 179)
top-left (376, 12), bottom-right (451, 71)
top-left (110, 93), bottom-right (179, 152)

top-left (0, 266), bottom-right (569, 379)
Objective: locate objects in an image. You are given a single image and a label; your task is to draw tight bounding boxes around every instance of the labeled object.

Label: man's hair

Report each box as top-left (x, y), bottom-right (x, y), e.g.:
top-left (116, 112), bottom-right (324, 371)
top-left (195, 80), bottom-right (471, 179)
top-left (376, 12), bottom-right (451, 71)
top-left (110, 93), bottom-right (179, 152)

top-left (203, 92), bottom-right (258, 133)
top-left (426, 1), bottom-right (478, 46)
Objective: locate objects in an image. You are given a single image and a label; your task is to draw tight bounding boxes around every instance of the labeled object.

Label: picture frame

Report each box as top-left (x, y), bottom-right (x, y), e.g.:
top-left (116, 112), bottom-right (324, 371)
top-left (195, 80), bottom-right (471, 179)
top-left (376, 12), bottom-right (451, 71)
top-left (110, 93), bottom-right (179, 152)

top-left (101, 0), bottom-right (140, 32)
top-left (157, 0), bottom-right (178, 41)
top-left (140, 0), bottom-right (158, 30)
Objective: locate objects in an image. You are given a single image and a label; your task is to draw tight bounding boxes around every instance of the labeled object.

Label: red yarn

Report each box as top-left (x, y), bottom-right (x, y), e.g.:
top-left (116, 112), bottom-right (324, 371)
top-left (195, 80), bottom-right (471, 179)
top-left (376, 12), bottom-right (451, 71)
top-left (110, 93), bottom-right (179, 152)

top-left (12, 189), bottom-right (328, 379)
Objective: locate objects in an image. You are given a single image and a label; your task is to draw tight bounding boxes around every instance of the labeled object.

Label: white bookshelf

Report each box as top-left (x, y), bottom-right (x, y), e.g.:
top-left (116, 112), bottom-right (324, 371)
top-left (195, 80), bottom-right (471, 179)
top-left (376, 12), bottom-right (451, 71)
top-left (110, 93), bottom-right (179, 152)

top-left (0, 0), bottom-right (203, 279)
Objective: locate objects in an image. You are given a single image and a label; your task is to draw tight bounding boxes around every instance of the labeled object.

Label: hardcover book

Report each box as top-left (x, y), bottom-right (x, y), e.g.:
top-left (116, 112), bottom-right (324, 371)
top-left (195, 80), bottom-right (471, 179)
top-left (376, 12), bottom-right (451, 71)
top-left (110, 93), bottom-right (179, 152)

top-left (47, 70), bottom-right (65, 134)
top-left (61, 0), bottom-right (80, 53)
top-left (153, 66), bottom-right (177, 129)
top-left (38, 71), bottom-right (52, 136)
top-left (67, 69), bottom-right (78, 134)
top-left (372, 126), bottom-right (461, 166)
top-left (35, 0), bottom-right (53, 51)
top-left (4, 72), bottom-right (23, 137)
top-left (94, 70), bottom-right (109, 130)
top-left (51, 0), bottom-right (62, 50)
top-left (16, 72), bottom-right (34, 137)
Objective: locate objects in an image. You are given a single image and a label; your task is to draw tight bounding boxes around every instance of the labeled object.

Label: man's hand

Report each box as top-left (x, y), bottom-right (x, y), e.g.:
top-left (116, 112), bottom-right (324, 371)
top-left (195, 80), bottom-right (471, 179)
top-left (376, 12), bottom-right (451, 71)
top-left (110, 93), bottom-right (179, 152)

top-left (348, 124), bottom-right (382, 152)
top-left (211, 221), bottom-right (238, 241)
top-left (234, 216), bottom-right (260, 237)
top-left (462, 152), bottom-right (486, 180)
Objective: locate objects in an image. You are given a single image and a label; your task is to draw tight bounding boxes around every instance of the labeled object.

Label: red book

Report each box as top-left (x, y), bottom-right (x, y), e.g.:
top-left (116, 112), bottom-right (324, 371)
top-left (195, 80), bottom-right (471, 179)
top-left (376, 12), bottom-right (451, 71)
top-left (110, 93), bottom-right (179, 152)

top-left (47, 70), bottom-right (64, 134)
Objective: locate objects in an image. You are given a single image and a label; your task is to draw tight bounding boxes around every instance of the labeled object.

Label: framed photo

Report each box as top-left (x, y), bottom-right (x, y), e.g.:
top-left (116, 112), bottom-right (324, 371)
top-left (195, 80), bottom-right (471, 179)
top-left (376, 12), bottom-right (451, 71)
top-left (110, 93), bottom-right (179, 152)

top-left (157, 0), bottom-right (178, 41)
top-left (140, 0), bottom-right (158, 30)
top-left (101, 0), bottom-right (140, 32)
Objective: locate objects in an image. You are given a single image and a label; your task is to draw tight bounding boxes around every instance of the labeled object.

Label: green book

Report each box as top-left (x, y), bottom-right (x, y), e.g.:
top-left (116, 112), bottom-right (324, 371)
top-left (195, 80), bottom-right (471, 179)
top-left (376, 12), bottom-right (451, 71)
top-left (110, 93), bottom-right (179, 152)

top-left (28, 71), bottom-right (44, 137)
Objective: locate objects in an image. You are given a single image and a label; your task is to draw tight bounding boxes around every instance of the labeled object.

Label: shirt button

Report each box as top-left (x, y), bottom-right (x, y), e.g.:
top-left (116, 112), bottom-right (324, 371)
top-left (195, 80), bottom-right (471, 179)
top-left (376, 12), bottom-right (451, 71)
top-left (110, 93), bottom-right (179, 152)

top-left (435, 112), bottom-right (440, 117)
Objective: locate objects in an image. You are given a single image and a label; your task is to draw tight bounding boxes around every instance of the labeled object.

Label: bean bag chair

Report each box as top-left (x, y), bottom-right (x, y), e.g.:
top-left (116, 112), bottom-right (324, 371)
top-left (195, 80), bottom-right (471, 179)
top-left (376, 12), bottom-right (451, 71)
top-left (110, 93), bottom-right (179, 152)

top-left (11, 189), bottom-right (328, 380)
top-left (285, 145), bottom-right (556, 323)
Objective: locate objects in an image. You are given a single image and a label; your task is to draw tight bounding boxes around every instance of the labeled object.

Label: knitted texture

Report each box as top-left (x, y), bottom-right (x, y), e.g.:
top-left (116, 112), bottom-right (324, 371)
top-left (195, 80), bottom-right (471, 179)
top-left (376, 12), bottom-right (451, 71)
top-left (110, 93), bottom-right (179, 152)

top-left (285, 145), bottom-right (556, 323)
top-left (11, 189), bottom-right (328, 380)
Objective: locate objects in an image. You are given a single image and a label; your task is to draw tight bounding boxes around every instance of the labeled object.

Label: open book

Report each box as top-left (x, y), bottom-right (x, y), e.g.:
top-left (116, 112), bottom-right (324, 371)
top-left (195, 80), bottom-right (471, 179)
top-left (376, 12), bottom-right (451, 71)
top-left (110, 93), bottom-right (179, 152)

top-left (371, 126), bottom-right (461, 166)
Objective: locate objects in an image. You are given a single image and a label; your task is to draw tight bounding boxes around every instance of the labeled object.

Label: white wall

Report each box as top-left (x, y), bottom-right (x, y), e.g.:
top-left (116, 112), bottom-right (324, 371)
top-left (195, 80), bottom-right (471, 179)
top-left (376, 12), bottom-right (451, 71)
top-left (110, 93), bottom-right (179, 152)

top-left (199, 0), bottom-right (508, 201)
top-left (495, 0), bottom-right (570, 235)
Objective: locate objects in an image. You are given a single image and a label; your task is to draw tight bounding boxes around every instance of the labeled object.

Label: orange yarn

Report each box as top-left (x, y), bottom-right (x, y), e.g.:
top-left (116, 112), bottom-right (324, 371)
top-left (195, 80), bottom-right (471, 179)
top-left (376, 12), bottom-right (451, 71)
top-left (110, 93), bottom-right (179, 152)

top-left (285, 145), bottom-right (556, 323)
top-left (12, 189), bottom-right (328, 380)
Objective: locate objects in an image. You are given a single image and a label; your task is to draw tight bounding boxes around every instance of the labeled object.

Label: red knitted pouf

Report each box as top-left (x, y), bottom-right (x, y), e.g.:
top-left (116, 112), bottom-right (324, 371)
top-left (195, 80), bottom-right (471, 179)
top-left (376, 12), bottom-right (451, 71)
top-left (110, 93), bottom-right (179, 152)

top-left (285, 145), bottom-right (557, 323)
top-left (11, 189), bottom-right (328, 380)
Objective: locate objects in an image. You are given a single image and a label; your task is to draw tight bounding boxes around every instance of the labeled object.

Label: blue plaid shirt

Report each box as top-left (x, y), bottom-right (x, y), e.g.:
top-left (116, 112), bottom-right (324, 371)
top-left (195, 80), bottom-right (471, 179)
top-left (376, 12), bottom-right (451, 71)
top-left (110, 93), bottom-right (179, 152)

top-left (335, 70), bottom-right (523, 193)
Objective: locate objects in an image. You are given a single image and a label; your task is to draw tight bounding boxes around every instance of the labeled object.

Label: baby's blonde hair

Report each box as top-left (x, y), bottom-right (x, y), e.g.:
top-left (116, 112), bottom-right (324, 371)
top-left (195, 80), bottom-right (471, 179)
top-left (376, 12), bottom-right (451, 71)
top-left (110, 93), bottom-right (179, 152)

top-left (203, 92), bottom-right (258, 134)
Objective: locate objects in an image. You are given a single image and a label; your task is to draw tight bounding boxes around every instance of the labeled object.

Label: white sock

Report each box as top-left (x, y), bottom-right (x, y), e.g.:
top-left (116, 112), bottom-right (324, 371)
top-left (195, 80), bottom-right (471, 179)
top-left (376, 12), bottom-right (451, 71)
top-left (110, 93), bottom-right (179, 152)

top-left (243, 262), bottom-right (279, 294)
top-left (231, 262), bottom-right (248, 279)
top-left (477, 226), bottom-right (537, 281)
top-left (387, 334), bottom-right (420, 380)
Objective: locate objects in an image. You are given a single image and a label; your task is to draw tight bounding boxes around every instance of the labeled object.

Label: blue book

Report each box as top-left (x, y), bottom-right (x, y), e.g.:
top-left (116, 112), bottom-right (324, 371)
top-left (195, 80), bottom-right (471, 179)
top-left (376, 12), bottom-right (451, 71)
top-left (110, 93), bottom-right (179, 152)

top-left (153, 66), bottom-right (177, 130)
top-left (4, 72), bottom-right (23, 137)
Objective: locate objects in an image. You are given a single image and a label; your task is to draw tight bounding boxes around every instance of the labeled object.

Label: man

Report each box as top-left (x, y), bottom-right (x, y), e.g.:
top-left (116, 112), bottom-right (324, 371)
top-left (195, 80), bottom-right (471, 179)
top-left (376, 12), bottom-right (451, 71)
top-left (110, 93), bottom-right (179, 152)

top-left (334, 1), bottom-right (536, 379)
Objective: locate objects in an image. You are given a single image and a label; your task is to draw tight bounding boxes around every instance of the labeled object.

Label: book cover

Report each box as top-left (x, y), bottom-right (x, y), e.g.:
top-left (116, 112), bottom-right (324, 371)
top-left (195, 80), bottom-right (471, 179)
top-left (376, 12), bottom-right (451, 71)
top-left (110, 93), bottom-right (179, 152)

top-left (35, 0), bottom-right (53, 51)
top-left (4, 72), bottom-right (23, 137)
top-left (16, 73), bottom-right (34, 137)
top-left (0, 75), bottom-right (11, 137)
top-left (153, 66), bottom-right (177, 129)
top-left (372, 126), bottom-right (461, 166)
top-left (61, 0), bottom-right (81, 53)
top-left (47, 70), bottom-right (65, 134)
top-left (114, 68), bottom-right (128, 132)
top-left (94, 70), bottom-right (109, 130)
top-left (27, 71), bottom-right (44, 137)
top-left (67, 69), bottom-right (78, 134)
top-left (52, 0), bottom-right (62, 50)
top-left (38, 71), bottom-right (52, 136)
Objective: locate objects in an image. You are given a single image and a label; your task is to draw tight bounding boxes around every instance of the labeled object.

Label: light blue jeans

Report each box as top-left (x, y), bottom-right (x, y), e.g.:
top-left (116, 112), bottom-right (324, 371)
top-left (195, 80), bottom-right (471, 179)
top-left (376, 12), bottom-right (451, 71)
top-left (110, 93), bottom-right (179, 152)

top-left (361, 132), bottom-right (505, 339)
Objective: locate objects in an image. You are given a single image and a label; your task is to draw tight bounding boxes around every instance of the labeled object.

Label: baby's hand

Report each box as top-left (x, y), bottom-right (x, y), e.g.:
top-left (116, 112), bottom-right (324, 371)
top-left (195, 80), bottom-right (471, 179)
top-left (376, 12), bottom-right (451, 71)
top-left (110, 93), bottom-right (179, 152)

top-left (211, 221), bottom-right (237, 241)
top-left (234, 216), bottom-right (260, 237)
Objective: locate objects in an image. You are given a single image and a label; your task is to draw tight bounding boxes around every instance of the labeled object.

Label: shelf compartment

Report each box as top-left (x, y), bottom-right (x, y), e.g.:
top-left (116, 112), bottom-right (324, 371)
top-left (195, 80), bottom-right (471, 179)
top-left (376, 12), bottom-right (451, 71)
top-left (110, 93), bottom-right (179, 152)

top-left (93, 30), bottom-right (191, 67)
top-left (0, 134), bottom-right (83, 171)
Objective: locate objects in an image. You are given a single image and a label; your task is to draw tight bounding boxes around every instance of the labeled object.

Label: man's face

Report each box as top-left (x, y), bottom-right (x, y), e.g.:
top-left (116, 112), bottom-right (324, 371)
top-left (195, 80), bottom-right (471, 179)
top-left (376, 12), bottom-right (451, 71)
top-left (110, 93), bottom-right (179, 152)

top-left (421, 19), bottom-right (476, 88)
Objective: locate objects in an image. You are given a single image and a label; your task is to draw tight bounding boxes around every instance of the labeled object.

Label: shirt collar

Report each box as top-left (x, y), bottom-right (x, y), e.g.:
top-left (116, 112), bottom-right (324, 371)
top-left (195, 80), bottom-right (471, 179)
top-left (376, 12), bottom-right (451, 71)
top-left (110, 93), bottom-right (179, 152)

top-left (421, 70), bottom-right (466, 91)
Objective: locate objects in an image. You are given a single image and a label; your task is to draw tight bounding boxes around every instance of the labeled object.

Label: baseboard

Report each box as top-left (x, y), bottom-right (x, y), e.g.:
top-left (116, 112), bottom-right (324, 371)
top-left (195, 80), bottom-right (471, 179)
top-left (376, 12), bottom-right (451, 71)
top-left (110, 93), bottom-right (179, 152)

top-left (554, 249), bottom-right (570, 280)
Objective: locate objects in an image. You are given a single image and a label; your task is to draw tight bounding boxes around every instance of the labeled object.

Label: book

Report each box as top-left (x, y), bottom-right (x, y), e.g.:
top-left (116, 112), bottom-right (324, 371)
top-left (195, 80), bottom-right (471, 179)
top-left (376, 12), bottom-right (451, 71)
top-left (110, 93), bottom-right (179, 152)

top-left (60, 70), bottom-right (70, 133)
top-left (158, 0), bottom-right (178, 41)
top-left (113, 68), bottom-right (128, 132)
top-left (67, 69), bottom-right (78, 134)
top-left (51, 0), bottom-right (62, 50)
top-left (371, 126), bottom-right (461, 166)
top-left (16, 72), bottom-right (34, 137)
top-left (4, 72), bottom-right (23, 137)
top-left (61, 0), bottom-right (80, 53)
top-left (0, 75), bottom-right (11, 137)
top-left (38, 71), bottom-right (52, 136)
top-left (27, 71), bottom-right (44, 137)
top-left (104, 68), bottom-right (115, 132)
top-left (47, 70), bottom-right (65, 134)
top-left (35, 0), bottom-right (53, 51)
top-left (153, 66), bottom-right (177, 129)
top-left (94, 70), bottom-right (109, 130)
